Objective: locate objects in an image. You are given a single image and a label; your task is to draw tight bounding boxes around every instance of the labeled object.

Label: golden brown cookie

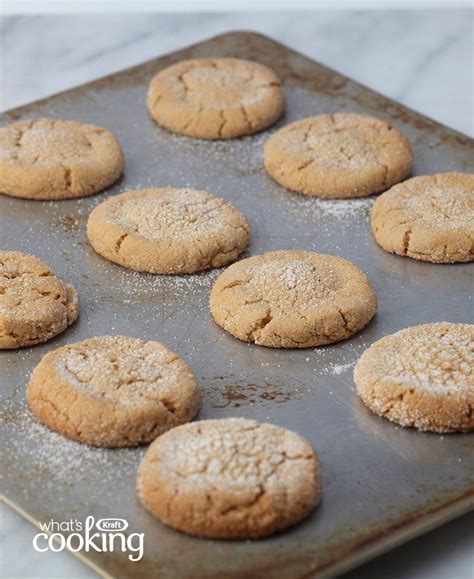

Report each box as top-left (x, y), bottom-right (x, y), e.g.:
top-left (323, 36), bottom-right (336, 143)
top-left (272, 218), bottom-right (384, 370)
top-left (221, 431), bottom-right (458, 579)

top-left (371, 173), bottom-right (474, 263)
top-left (0, 118), bottom-right (124, 200)
top-left (87, 187), bottom-right (250, 274)
top-left (0, 250), bottom-right (78, 349)
top-left (147, 58), bottom-right (285, 139)
top-left (27, 335), bottom-right (201, 447)
top-left (264, 113), bottom-right (413, 198)
top-left (354, 323), bottom-right (474, 432)
top-left (210, 250), bottom-right (377, 348)
top-left (137, 417), bottom-right (321, 538)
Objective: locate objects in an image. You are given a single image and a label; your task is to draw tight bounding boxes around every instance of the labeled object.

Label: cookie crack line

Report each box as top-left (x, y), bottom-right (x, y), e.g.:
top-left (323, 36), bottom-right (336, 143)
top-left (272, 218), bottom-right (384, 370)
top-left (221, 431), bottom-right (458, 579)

top-left (217, 109), bottom-right (227, 139)
top-left (249, 310), bottom-right (273, 341)
top-left (115, 232), bottom-right (129, 253)
top-left (60, 164), bottom-right (74, 192)
top-left (402, 227), bottom-right (412, 254)
top-left (240, 104), bottom-right (253, 132)
top-left (337, 309), bottom-right (352, 333)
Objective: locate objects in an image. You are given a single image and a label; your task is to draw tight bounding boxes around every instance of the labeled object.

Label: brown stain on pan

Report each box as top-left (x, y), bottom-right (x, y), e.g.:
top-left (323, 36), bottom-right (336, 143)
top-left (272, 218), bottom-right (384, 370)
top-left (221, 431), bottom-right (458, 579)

top-left (54, 215), bottom-right (81, 232)
top-left (205, 376), bottom-right (301, 409)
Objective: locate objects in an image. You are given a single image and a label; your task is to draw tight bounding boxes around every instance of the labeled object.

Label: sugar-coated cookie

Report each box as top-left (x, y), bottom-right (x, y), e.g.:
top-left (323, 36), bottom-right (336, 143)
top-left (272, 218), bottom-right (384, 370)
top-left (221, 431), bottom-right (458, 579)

top-left (0, 250), bottom-right (78, 349)
top-left (371, 173), bottom-right (474, 263)
top-left (210, 250), bottom-right (377, 348)
top-left (27, 335), bottom-right (201, 447)
top-left (264, 113), bottom-right (412, 198)
top-left (147, 58), bottom-right (285, 139)
top-left (137, 417), bottom-right (321, 538)
top-left (354, 323), bottom-right (474, 432)
top-left (0, 118), bottom-right (124, 200)
top-left (87, 187), bottom-right (250, 274)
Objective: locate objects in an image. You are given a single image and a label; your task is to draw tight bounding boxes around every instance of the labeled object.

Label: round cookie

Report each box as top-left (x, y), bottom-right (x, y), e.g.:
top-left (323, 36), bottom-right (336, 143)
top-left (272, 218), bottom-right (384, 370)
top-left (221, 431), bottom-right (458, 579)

top-left (264, 113), bottom-right (413, 198)
top-left (210, 250), bottom-right (377, 348)
top-left (147, 58), bottom-right (285, 139)
top-left (0, 118), bottom-right (124, 200)
top-left (27, 335), bottom-right (201, 447)
top-left (371, 173), bottom-right (474, 263)
top-left (137, 417), bottom-right (321, 538)
top-left (0, 250), bottom-right (78, 349)
top-left (354, 323), bottom-right (474, 433)
top-left (87, 187), bottom-right (250, 274)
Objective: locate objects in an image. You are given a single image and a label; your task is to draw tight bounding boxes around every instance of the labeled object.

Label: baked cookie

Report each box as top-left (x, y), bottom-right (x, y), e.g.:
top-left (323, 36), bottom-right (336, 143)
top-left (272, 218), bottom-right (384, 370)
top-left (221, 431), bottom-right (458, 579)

top-left (137, 417), bottom-right (321, 538)
top-left (264, 113), bottom-right (412, 198)
top-left (147, 58), bottom-right (285, 139)
top-left (210, 250), bottom-right (377, 348)
top-left (27, 335), bottom-right (201, 447)
top-left (354, 323), bottom-right (474, 432)
top-left (87, 187), bottom-right (250, 274)
top-left (0, 118), bottom-right (124, 200)
top-left (371, 173), bottom-right (474, 263)
top-left (0, 250), bottom-right (78, 349)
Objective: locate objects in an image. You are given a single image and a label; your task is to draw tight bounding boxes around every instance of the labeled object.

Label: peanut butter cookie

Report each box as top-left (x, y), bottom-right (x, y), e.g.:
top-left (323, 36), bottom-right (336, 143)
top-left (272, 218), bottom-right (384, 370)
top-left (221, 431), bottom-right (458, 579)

top-left (27, 335), bottom-right (201, 447)
top-left (87, 187), bottom-right (250, 274)
top-left (264, 113), bottom-right (412, 198)
top-left (0, 118), bottom-right (124, 200)
top-left (371, 173), bottom-right (474, 263)
top-left (210, 250), bottom-right (377, 348)
top-left (147, 58), bottom-right (285, 139)
top-left (137, 417), bottom-right (321, 538)
top-left (354, 323), bottom-right (474, 432)
top-left (0, 250), bottom-right (78, 349)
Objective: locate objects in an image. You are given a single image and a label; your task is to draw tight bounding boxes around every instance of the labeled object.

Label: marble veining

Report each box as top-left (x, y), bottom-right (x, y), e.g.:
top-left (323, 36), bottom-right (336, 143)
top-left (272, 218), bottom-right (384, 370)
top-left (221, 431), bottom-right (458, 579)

top-left (0, 11), bottom-right (472, 135)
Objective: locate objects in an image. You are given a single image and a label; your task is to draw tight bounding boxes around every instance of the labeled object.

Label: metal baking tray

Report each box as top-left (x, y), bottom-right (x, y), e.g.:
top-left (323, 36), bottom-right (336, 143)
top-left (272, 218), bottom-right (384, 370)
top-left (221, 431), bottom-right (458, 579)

top-left (1, 31), bottom-right (473, 579)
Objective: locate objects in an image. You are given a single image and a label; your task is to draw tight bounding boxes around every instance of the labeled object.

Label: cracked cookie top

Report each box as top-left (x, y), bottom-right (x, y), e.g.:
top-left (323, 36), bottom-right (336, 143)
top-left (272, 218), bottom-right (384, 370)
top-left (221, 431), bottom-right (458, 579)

top-left (54, 335), bottom-right (196, 404)
top-left (147, 58), bottom-right (285, 139)
top-left (27, 335), bottom-right (201, 447)
top-left (210, 250), bottom-right (377, 348)
top-left (0, 250), bottom-right (78, 349)
top-left (87, 188), bottom-right (250, 274)
top-left (354, 323), bottom-right (474, 432)
top-left (0, 118), bottom-right (124, 199)
top-left (264, 113), bottom-right (413, 198)
top-left (137, 417), bottom-right (321, 538)
top-left (371, 173), bottom-right (474, 263)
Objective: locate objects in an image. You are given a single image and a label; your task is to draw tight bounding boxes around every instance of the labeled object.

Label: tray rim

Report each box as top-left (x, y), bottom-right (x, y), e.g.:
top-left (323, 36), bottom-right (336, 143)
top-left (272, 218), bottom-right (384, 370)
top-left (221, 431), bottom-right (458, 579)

top-left (3, 490), bottom-right (473, 579)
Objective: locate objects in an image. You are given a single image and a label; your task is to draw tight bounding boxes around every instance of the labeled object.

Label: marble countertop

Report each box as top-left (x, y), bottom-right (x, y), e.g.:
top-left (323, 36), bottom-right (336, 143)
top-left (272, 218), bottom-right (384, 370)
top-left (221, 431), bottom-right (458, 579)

top-left (1, 10), bottom-right (473, 579)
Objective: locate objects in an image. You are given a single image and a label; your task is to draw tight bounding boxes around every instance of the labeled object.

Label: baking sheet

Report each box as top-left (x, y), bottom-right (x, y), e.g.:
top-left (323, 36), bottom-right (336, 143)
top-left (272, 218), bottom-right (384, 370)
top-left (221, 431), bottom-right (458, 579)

top-left (1, 31), bottom-right (473, 578)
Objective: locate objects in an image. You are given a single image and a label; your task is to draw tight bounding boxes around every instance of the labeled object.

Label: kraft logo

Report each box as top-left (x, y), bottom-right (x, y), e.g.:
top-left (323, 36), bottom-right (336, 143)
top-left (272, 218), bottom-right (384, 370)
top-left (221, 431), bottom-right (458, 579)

top-left (96, 518), bottom-right (129, 532)
top-left (32, 516), bottom-right (144, 561)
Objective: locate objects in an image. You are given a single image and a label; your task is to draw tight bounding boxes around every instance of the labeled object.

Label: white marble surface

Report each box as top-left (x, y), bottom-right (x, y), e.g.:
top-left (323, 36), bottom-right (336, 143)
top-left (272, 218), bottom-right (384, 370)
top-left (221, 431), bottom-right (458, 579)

top-left (0, 11), bottom-right (473, 135)
top-left (0, 10), bottom-right (473, 579)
